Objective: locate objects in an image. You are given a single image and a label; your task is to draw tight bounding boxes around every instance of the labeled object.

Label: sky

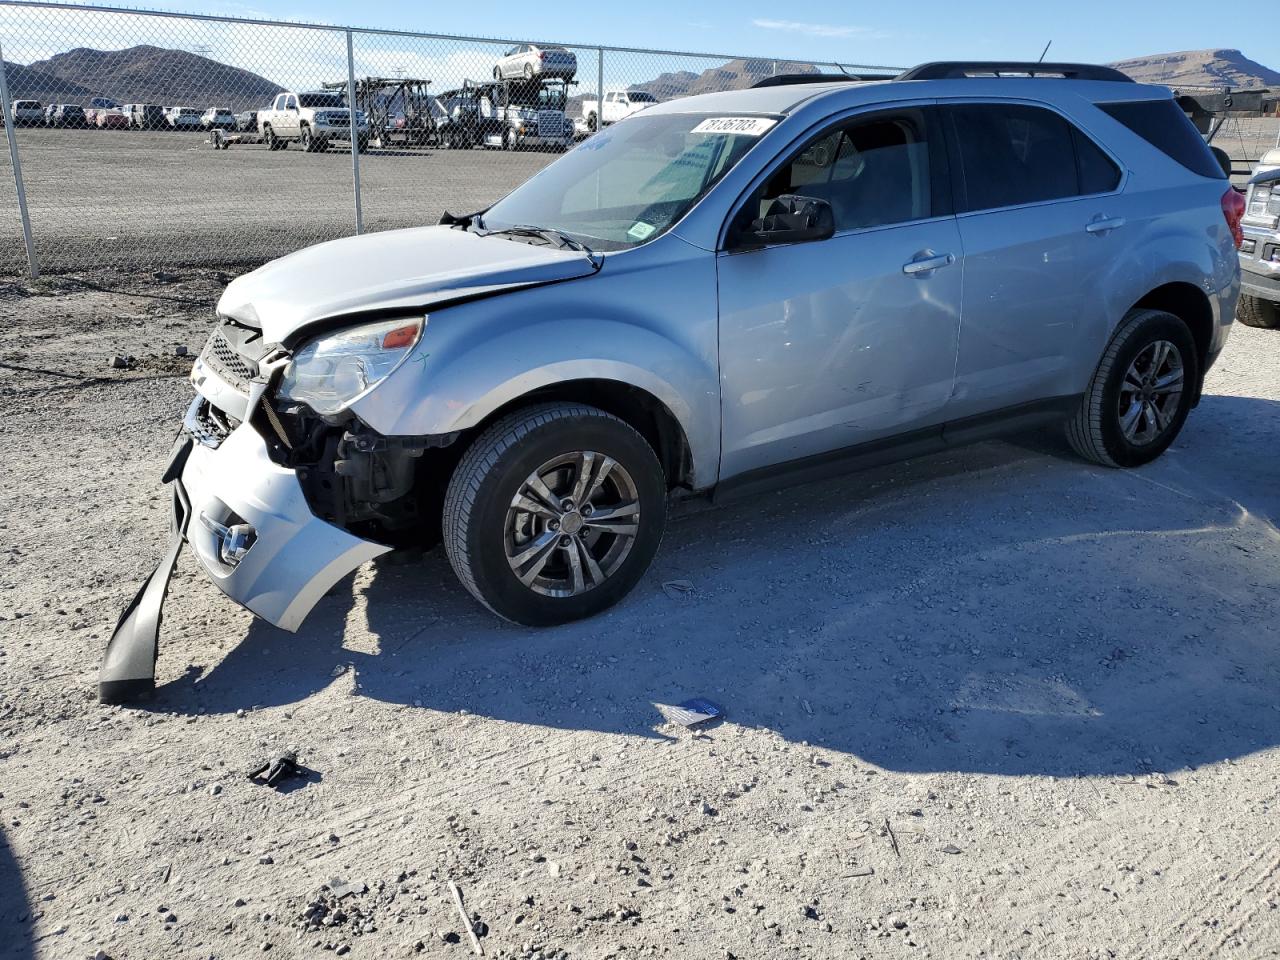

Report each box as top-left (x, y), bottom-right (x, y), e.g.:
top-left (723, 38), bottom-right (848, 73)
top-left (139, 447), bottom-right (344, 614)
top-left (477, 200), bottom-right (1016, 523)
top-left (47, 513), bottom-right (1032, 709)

top-left (112, 0), bottom-right (1271, 67)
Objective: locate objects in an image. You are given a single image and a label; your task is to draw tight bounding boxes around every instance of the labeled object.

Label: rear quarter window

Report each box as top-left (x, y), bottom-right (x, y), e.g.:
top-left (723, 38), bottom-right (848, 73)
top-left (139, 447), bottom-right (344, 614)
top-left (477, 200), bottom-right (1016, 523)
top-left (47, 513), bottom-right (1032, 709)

top-left (1098, 99), bottom-right (1225, 180)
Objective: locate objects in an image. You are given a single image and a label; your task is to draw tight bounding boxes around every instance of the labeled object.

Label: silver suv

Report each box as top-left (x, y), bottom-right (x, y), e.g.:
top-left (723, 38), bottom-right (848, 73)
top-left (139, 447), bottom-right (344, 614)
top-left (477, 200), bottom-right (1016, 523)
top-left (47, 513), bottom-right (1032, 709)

top-left (102, 61), bottom-right (1242, 702)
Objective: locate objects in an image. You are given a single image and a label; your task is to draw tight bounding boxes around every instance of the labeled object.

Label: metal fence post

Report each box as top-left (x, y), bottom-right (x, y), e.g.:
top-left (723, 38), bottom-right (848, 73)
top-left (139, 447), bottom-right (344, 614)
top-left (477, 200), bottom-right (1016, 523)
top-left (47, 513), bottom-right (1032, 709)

top-left (345, 29), bottom-right (364, 235)
top-left (0, 39), bottom-right (38, 278)
top-left (597, 46), bottom-right (605, 129)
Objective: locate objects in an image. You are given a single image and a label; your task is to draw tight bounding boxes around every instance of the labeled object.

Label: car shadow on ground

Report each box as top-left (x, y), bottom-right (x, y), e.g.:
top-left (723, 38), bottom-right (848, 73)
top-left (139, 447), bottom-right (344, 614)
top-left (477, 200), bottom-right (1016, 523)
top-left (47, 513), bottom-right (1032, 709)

top-left (0, 826), bottom-right (34, 960)
top-left (153, 394), bottom-right (1280, 779)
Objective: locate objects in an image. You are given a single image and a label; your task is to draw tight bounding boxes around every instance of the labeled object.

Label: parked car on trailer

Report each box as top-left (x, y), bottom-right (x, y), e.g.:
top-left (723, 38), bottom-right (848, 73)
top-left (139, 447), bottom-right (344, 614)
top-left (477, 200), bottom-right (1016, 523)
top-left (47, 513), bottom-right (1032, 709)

top-left (9, 100), bottom-right (43, 126)
top-left (201, 107), bottom-right (237, 131)
top-left (258, 90), bottom-right (369, 152)
top-left (166, 106), bottom-right (203, 130)
top-left (493, 43), bottom-right (577, 82)
top-left (102, 60), bottom-right (1246, 702)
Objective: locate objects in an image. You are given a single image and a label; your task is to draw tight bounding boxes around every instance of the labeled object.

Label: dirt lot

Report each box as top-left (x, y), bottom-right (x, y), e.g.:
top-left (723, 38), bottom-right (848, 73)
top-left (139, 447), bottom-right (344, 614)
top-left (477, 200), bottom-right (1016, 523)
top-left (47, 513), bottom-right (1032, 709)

top-left (0, 129), bottom-right (556, 275)
top-left (1, 272), bottom-right (1279, 960)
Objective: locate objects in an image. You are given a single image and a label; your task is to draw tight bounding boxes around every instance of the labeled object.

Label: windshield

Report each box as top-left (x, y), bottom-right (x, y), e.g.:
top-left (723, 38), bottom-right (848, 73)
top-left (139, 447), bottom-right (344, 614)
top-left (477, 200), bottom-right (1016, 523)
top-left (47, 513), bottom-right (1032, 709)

top-left (482, 112), bottom-right (773, 250)
top-left (628, 92), bottom-right (657, 103)
top-left (299, 93), bottom-right (345, 109)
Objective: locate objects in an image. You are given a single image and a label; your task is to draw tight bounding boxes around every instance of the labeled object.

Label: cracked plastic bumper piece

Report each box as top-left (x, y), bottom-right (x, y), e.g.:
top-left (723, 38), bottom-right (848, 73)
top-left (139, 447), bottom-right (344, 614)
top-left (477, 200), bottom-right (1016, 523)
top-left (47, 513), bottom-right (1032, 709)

top-left (98, 418), bottom-right (392, 703)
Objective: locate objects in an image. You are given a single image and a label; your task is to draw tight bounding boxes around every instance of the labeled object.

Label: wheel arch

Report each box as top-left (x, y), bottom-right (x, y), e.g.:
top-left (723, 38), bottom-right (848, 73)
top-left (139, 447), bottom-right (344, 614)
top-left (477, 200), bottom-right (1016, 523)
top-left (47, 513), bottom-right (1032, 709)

top-left (1130, 281), bottom-right (1214, 403)
top-left (470, 378), bottom-right (694, 491)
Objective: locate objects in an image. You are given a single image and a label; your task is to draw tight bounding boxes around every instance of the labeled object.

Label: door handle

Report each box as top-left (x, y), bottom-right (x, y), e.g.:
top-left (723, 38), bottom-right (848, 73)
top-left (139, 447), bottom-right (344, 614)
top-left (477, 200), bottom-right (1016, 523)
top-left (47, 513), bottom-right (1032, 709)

top-left (1085, 216), bottom-right (1126, 235)
top-left (902, 251), bottom-right (955, 276)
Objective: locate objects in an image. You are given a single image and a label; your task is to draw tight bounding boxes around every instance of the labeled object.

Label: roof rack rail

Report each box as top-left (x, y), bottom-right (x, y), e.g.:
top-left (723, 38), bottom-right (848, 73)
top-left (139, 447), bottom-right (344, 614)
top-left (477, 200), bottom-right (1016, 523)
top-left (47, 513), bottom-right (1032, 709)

top-left (751, 72), bottom-right (896, 88)
top-left (898, 61), bottom-right (1133, 83)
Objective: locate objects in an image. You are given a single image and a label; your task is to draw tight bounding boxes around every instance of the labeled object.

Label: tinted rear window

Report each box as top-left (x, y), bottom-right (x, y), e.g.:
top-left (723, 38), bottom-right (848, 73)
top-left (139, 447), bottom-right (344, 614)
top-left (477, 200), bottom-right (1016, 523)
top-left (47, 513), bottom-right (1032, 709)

top-left (1098, 99), bottom-right (1225, 179)
top-left (948, 104), bottom-right (1079, 211)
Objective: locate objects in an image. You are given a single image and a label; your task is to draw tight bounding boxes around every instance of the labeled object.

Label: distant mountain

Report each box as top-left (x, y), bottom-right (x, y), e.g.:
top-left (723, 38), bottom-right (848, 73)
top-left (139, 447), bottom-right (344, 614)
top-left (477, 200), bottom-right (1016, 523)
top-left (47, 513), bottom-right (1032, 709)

top-left (1109, 49), bottom-right (1280, 89)
top-left (1, 60), bottom-right (92, 103)
top-left (16, 45), bottom-right (283, 109)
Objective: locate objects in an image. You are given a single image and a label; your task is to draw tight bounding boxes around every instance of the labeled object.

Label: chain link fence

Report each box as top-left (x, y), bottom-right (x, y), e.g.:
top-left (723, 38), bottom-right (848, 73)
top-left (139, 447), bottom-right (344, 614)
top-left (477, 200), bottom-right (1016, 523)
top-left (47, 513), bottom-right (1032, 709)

top-left (0, 1), bottom-right (901, 277)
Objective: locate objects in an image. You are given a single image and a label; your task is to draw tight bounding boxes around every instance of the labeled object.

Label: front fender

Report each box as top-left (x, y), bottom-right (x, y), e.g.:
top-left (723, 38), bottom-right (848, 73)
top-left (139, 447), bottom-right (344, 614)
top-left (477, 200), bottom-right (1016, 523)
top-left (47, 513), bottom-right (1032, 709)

top-left (349, 247), bottom-right (721, 488)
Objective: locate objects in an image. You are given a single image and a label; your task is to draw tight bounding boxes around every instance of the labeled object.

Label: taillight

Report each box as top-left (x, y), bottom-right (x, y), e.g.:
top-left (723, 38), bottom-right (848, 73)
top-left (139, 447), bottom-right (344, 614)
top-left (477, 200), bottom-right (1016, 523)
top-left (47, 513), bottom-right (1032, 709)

top-left (539, 51), bottom-right (546, 60)
top-left (1222, 187), bottom-right (1246, 248)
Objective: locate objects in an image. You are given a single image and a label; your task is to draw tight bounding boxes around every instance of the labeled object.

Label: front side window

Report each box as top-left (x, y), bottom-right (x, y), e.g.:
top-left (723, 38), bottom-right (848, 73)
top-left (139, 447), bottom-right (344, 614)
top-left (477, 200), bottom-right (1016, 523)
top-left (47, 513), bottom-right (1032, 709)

top-left (947, 103), bottom-right (1117, 212)
top-left (745, 110), bottom-right (937, 234)
top-left (482, 112), bottom-right (770, 250)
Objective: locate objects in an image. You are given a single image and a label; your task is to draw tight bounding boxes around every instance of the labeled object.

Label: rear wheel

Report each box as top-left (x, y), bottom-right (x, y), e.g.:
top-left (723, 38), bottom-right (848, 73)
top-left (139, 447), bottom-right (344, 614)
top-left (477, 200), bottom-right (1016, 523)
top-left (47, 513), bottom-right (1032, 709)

top-left (263, 124), bottom-right (279, 150)
top-left (300, 125), bottom-right (315, 152)
top-left (524, 63), bottom-right (535, 80)
top-left (1066, 309), bottom-right (1199, 468)
top-left (1237, 293), bottom-right (1280, 329)
top-left (586, 112), bottom-right (597, 133)
top-left (443, 403), bottom-right (666, 626)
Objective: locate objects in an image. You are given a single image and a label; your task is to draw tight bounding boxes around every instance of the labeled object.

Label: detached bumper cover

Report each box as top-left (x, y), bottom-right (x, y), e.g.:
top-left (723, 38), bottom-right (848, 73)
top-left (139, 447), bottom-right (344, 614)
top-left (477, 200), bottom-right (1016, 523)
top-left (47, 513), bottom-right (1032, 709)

top-left (181, 423), bottom-right (391, 630)
top-left (98, 415), bottom-right (391, 703)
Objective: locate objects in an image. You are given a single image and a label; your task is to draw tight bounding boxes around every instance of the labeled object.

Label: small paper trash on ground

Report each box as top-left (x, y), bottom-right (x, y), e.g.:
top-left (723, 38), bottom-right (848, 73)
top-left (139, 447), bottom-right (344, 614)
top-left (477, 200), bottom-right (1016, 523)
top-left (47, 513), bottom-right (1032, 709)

top-left (655, 697), bottom-right (724, 728)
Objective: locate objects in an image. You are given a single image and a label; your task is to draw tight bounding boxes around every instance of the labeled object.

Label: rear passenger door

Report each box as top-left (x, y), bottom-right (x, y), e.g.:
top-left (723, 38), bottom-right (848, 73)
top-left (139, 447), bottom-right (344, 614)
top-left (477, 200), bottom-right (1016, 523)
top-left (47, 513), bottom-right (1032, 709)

top-left (941, 101), bottom-right (1125, 419)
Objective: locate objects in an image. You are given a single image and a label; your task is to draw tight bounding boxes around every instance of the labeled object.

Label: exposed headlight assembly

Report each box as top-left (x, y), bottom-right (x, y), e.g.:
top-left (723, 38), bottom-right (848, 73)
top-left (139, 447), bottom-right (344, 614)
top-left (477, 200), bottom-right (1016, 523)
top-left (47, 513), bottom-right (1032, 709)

top-left (277, 317), bottom-right (424, 415)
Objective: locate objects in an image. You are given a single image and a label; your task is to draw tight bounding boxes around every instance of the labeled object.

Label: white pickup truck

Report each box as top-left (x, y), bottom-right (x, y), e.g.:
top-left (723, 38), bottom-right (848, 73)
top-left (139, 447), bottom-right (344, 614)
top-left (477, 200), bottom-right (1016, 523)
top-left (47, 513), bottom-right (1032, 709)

top-left (580, 89), bottom-right (658, 132)
top-left (258, 90), bottom-right (369, 152)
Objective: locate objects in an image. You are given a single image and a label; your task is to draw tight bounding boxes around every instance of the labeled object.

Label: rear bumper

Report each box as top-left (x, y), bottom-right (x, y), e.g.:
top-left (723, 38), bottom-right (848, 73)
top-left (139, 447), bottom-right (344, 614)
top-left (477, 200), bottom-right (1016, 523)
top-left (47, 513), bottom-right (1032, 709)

top-left (177, 410), bottom-right (391, 630)
top-left (1240, 263), bottom-right (1280, 300)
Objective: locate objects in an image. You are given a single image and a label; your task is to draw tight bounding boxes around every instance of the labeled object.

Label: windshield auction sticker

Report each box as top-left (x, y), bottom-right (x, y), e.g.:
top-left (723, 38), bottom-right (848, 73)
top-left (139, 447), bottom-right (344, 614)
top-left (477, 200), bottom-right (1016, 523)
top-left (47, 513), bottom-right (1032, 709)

top-left (691, 117), bottom-right (778, 136)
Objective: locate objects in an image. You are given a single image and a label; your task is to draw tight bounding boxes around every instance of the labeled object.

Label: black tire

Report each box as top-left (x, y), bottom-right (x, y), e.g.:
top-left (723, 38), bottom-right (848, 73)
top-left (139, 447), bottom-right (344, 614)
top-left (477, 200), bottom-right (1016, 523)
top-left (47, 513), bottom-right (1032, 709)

top-left (443, 403), bottom-right (667, 626)
top-left (1066, 309), bottom-right (1199, 468)
top-left (587, 112), bottom-right (597, 133)
top-left (493, 66), bottom-right (502, 80)
top-left (300, 125), bottom-right (314, 152)
top-left (1237, 294), bottom-right (1280, 329)
top-left (263, 124), bottom-right (278, 150)
top-left (502, 128), bottom-right (517, 152)
top-left (524, 63), bottom-right (535, 80)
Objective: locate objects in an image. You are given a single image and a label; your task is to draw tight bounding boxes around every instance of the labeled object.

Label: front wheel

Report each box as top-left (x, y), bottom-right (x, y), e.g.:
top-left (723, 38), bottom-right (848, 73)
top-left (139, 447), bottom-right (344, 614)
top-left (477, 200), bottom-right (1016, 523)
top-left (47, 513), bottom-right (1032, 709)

top-left (1066, 309), bottom-right (1199, 468)
top-left (300, 125), bottom-right (315, 151)
top-left (443, 403), bottom-right (667, 626)
top-left (1237, 293), bottom-right (1280, 329)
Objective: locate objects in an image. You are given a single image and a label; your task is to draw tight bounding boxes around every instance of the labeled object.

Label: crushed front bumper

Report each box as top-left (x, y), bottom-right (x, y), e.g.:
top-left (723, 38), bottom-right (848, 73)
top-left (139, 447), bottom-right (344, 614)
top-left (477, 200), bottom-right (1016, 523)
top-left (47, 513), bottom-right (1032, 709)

top-left (99, 399), bottom-right (391, 703)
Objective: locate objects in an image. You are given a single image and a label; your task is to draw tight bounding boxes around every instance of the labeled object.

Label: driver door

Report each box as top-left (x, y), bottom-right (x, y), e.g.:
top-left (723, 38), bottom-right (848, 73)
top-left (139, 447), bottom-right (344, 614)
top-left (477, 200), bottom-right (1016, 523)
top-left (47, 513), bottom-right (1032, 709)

top-left (716, 106), bottom-right (963, 481)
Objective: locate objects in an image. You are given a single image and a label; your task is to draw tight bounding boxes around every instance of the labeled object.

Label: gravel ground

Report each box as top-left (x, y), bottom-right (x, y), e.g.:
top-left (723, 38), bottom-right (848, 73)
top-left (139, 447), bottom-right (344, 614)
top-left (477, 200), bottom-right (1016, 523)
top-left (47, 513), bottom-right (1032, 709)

top-left (1, 272), bottom-right (1279, 960)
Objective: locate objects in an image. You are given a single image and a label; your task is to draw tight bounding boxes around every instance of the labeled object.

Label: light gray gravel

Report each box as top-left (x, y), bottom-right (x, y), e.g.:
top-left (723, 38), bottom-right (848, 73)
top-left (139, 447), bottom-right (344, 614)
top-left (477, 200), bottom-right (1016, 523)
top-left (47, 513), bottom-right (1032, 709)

top-left (0, 274), bottom-right (1278, 959)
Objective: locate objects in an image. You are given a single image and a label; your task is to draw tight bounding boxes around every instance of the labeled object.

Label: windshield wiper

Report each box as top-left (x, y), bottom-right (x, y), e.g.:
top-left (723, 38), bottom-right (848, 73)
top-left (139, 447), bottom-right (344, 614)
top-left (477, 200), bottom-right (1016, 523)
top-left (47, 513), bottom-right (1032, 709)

top-left (486, 224), bottom-right (593, 257)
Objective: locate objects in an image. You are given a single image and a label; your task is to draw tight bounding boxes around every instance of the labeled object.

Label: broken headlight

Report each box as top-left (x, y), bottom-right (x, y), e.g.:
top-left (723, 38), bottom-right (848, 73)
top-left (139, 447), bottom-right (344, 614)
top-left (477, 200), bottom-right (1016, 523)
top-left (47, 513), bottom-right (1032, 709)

top-left (277, 317), bottom-right (423, 415)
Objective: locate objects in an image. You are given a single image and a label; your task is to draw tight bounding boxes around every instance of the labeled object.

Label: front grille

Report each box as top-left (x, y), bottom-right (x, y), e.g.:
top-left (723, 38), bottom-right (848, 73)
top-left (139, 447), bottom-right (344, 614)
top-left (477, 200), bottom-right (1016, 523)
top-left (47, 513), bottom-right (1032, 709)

top-left (537, 111), bottom-right (561, 138)
top-left (185, 397), bottom-right (239, 448)
top-left (200, 326), bottom-right (257, 391)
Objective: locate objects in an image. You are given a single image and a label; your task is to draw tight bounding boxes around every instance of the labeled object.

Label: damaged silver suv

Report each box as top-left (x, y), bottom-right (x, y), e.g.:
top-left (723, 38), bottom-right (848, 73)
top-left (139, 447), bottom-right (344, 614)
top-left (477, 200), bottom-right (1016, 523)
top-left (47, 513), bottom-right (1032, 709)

top-left (103, 61), bottom-right (1243, 702)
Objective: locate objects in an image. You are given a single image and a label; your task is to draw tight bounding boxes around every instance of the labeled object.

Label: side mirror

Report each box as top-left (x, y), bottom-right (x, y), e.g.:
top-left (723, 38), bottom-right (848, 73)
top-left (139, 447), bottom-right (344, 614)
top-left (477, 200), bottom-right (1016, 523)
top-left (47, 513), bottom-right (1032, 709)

top-left (736, 195), bottom-right (835, 248)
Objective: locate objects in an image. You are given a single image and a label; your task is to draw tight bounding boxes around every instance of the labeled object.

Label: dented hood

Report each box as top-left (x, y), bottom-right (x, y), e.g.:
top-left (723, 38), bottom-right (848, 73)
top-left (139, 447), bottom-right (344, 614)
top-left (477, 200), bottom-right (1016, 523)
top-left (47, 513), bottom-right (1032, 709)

top-left (216, 224), bottom-right (598, 343)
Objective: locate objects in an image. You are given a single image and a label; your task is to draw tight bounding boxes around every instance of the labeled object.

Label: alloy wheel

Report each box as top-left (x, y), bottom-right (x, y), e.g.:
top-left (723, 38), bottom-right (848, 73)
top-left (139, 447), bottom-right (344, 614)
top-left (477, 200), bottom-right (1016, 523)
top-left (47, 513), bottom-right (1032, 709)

top-left (504, 451), bottom-right (640, 597)
top-left (1117, 339), bottom-right (1184, 445)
